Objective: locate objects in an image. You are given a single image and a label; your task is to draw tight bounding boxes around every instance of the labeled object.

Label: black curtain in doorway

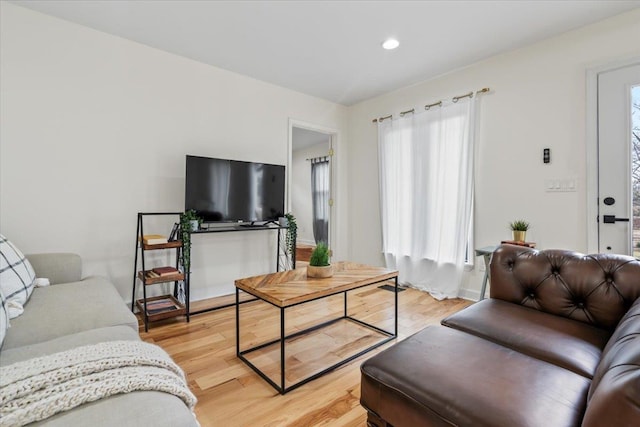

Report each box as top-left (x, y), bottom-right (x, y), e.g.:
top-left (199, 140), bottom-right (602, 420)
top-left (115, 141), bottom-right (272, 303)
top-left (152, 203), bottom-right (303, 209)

top-left (311, 157), bottom-right (329, 245)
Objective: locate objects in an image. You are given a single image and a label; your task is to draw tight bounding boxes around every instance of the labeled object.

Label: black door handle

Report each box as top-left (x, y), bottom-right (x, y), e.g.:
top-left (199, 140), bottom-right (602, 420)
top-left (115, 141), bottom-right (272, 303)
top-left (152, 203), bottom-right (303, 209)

top-left (602, 215), bottom-right (630, 224)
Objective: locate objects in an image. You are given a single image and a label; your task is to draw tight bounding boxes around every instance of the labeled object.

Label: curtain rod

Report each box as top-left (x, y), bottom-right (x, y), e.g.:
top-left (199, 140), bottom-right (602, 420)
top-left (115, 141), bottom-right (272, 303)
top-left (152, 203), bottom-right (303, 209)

top-left (306, 155), bottom-right (330, 161)
top-left (372, 87), bottom-right (490, 123)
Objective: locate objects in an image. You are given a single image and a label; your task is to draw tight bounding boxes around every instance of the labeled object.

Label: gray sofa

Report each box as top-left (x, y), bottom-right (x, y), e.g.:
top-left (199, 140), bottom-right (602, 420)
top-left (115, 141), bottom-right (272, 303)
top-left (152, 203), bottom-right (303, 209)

top-left (0, 253), bottom-right (198, 427)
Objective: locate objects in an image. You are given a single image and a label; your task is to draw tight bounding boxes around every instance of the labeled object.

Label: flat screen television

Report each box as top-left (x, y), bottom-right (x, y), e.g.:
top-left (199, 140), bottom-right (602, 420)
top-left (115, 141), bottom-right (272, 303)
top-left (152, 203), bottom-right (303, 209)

top-left (185, 155), bottom-right (285, 224)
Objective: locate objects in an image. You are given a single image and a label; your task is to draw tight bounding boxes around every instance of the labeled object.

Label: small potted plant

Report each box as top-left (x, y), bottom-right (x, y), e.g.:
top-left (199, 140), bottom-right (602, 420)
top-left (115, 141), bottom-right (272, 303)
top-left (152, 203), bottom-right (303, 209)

top-left (509, 220), bottom-right (530, 242)
top-left (182, 209), bottom-right (201, 232)
top-left (307, 242), bottom-right (332, 278)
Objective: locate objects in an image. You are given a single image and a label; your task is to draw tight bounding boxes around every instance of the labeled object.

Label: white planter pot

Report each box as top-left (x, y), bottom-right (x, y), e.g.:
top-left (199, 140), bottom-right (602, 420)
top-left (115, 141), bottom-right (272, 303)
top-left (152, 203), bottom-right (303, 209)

top-left (307, 265), bottom-right (333, 278)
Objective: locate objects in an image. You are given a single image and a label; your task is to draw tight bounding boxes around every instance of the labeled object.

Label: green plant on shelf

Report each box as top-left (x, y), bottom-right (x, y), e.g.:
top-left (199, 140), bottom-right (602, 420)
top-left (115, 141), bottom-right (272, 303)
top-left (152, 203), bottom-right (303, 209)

top-left (179, 210), bottom-right (201, 273)
top-left (309, 242), bottom-right (330, 267)
top-left (284, 212), bottom-right (297, 256)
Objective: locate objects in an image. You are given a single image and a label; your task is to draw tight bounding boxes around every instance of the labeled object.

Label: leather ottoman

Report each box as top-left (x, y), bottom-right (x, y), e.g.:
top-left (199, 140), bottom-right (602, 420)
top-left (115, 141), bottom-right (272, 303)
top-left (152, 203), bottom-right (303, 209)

top-left (361, 325), bottom-right (590, 427)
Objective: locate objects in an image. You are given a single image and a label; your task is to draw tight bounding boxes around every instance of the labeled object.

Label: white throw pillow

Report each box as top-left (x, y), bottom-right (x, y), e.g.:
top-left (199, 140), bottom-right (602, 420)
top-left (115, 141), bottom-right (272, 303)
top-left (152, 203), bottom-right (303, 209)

top-left (0, 234), bottom-right (36, 318)
top-left (0, 288), bottom-right (10, 348)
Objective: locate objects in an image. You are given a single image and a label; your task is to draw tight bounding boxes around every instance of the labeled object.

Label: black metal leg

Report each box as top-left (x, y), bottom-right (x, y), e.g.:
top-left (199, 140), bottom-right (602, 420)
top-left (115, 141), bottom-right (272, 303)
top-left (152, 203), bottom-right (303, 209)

top-left (276, 229), bottom-right (281, 272)
top-left (280, 307), bottom-right (285, 394)
top-left (344, 291), bottom-right (347, 317)
top-left (140, 216), bottom-right (149, 332)
top-left (142, 277), bottom-right (148, 333)
top-left (292, 239), bottom-right (296, 269)
top-left (130, 278), bottom-right (137, 313)
top-left (394, 276), bottom-right (398, 337)
top-left (185, 274), bottom-right (190, 323)
top-left (236, 288), bottom-right (240, 356)
top-left (131, 215), bottom-right (141, 312)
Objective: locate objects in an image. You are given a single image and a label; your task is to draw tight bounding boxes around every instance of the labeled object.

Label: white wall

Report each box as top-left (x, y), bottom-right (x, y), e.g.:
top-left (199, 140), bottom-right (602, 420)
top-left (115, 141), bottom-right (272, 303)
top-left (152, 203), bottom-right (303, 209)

top-left (347, 9), bottom-right (640, 299)
top-left (0, 3), bottom-right (348, 301)
top-left (291, 142), bottom-right (331, 245)
top-left (4, 3), bottom-right (639, 304)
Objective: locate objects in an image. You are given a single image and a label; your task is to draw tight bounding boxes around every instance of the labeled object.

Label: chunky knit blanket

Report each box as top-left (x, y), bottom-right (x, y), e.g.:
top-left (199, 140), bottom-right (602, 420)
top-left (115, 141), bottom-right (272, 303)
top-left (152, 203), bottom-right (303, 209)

top-left (0, 340), bottom-right (197, 427)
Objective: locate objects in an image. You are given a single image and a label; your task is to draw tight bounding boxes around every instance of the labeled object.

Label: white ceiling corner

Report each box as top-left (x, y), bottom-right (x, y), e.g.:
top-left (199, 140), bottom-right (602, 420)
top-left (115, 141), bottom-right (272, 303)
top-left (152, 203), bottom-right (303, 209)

top-left (9, 0), bottom-right (640, 106)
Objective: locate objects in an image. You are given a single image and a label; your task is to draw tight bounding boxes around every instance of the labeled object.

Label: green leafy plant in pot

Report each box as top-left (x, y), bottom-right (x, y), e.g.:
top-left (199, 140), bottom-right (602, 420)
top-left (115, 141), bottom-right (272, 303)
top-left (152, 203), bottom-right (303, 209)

top-left (509, 219), bottom-right (530, 242)
top-left (307, 242), bottom-right (332, 278)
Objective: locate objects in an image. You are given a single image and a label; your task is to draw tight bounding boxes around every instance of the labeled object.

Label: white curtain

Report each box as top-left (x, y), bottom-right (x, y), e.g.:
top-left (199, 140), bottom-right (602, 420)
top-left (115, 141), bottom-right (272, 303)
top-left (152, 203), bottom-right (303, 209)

top-left (378, 97), bottom-right (476, 299)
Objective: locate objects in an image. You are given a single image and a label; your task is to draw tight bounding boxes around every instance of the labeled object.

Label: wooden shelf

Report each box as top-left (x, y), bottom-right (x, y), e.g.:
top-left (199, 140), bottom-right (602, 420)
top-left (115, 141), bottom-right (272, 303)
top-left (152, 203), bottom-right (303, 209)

top-left (142, 240), bottom-right (182, 250)
top-left (138, 270), bottom-right (185, 285)
top-left (136, 295), bottom-right (186, 321)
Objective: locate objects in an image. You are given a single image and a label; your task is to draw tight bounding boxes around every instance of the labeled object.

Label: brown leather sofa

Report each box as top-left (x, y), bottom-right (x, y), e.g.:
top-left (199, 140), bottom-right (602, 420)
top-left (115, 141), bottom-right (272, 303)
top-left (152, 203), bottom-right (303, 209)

top-left (360, 244), bottom-right (640, 427)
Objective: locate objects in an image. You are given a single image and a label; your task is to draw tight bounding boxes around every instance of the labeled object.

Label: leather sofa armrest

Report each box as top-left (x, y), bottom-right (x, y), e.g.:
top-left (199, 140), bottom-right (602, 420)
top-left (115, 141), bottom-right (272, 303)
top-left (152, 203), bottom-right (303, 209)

top-left (25, 253), bottom-right (82, 285)
top-left (583, 298), bottom-right (640, 426)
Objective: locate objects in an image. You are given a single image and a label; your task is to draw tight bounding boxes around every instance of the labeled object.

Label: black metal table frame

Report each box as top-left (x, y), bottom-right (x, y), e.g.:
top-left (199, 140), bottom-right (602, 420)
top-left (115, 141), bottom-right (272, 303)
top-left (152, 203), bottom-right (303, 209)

top-left (236, 276), bottom-right (398, 394)
top-left (188, 225), bottom-right (294, 316)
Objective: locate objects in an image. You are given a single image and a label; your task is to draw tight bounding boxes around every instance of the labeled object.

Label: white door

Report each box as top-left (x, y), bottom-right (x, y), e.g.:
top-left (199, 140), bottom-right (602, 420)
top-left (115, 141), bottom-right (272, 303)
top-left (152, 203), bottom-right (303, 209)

top-left (597, 63), bottom-right (640, 256)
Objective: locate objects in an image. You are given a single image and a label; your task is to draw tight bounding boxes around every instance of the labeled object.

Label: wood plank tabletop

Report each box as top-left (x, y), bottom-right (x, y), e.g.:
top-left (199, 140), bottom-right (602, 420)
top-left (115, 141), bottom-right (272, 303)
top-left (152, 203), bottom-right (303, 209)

top-left (235, 261), bottom-right (398, 307)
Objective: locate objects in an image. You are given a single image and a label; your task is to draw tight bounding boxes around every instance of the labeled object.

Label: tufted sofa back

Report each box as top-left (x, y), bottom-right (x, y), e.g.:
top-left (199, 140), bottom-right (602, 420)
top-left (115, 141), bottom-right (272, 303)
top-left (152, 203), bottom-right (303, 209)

top-left (489, 245), bottom-right (640, 330)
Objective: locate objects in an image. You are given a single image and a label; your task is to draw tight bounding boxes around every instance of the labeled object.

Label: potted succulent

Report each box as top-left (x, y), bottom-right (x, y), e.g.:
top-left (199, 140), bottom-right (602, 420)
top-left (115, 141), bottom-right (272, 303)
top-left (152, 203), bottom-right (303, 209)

top-left (509, 219), bottom-right (530, 242)
top-left (307, 242), bottom-right (332, 278)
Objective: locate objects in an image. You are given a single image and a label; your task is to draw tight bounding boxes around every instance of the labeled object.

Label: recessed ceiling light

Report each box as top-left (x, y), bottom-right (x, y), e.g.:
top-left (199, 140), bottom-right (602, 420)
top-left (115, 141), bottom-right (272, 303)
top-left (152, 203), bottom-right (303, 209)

top-left (382, 39), bottom-right (399, 50)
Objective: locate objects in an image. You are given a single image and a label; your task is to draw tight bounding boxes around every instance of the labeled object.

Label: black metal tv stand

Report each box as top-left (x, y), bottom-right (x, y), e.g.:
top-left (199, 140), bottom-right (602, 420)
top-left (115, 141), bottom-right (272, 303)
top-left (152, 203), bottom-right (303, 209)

top-left (185, 224), bottom-right (295, 315)
top-left (237, 220), bottom-right (279, 228)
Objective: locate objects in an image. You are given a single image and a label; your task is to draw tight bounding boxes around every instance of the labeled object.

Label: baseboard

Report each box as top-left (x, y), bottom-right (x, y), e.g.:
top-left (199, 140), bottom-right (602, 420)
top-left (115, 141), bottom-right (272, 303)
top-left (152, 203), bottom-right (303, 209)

top-left (457, 287), bottom-right (480, 302)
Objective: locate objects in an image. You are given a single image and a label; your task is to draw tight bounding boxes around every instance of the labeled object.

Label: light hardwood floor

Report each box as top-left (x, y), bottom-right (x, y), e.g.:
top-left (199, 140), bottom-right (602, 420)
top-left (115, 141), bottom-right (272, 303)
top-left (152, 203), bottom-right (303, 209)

top-left (140, 285), bottom-right (471, 427)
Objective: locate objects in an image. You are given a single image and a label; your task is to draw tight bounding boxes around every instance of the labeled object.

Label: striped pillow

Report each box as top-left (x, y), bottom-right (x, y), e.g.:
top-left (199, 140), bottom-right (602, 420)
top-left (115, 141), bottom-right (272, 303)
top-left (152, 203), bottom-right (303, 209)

top-left (0, 234), bottom-right (36, 318)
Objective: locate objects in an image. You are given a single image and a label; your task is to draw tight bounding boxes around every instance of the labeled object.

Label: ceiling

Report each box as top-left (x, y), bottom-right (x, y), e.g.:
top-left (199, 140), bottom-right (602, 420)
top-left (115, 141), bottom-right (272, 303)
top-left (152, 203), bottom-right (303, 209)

top-left (10, 0), bottom-right (640, 106)
top-left (292, 127), bottom-right (331, 151)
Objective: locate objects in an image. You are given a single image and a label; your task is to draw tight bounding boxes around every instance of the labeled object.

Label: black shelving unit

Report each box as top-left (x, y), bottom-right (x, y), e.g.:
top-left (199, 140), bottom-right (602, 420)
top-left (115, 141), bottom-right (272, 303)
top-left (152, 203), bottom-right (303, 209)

top-left (132, 214), bottom-right (297, 325)
top-left (131, 212), bottom-right (189, 332)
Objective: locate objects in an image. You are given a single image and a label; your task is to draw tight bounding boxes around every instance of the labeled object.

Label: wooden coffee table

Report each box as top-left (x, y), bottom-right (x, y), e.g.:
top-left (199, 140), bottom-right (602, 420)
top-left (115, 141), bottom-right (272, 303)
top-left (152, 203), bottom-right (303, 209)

top-left (235, 261), bottom-right (399, 394)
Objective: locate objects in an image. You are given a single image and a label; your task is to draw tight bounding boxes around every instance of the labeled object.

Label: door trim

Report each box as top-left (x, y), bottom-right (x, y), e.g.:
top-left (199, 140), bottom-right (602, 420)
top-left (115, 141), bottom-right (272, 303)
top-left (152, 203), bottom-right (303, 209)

top-left (586, 57), bottom-right (640, 253)
top-left (287, 118), bottom-right (340, 256)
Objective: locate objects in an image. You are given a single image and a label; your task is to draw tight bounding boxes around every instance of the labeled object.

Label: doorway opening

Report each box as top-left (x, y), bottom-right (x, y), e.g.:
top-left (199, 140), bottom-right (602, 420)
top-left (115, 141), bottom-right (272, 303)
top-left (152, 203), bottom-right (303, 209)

top-left (287, 120), bottom-right (338, 263)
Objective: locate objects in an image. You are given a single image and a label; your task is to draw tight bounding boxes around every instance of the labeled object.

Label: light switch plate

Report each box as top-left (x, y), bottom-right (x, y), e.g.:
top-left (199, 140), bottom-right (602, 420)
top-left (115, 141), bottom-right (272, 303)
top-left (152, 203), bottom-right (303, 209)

top-left (545, 178), bottom-right (577, 192)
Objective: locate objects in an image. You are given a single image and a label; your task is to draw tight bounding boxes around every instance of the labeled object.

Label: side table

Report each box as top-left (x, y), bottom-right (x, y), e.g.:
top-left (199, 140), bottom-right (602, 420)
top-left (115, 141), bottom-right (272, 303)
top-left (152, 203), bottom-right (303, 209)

top-left (475, 246), bottom-right (497, 301)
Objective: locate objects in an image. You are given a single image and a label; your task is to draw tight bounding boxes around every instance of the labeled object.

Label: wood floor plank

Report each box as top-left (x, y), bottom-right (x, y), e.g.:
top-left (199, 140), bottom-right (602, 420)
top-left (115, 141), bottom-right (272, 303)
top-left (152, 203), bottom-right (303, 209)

top-left (140, 285), bottom-right (471, 426)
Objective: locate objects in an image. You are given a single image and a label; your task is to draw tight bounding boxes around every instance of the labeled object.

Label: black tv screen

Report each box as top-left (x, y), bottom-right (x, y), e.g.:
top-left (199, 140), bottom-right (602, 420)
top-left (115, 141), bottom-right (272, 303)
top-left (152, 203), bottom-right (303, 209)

top-left (185, 155), bottom-right (285, 223)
